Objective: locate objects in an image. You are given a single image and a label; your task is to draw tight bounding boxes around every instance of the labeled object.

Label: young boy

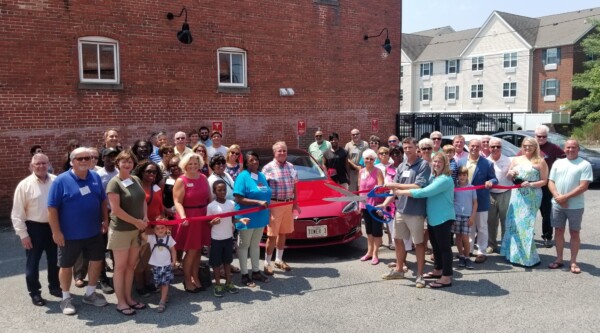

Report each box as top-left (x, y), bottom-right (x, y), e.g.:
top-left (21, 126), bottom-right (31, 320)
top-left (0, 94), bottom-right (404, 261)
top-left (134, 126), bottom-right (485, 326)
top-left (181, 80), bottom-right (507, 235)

top-left (146, 222), bottom-right (177, 313)
top-left (443, 144), bottom-right (458, 184)
top-left (208, 180), bottom-right (248, 297)
top-left (453, 167), bottom-right (478, 269)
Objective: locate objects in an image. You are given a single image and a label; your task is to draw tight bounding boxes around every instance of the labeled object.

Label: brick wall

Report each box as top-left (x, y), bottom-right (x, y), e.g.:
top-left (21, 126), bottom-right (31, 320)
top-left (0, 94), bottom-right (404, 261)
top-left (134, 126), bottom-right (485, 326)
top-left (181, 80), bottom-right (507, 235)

top-left (531, 44), bottom-right (574, 113)
top-left (0, 0), bottom-right (402, 218)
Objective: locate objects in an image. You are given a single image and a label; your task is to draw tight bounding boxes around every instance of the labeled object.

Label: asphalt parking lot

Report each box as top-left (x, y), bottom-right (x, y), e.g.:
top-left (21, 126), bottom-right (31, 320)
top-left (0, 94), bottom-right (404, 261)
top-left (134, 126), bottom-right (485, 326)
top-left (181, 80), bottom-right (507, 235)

top-left (1, 185), bottom-right (599, 333)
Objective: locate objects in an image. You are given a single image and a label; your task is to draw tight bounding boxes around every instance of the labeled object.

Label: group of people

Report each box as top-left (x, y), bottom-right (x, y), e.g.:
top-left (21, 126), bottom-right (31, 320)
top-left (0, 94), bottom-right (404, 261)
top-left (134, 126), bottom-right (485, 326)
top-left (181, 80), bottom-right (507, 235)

top-left (12, 128), bottom-right (301, 315)
top-left (308, 125), bottom-right (592, 289)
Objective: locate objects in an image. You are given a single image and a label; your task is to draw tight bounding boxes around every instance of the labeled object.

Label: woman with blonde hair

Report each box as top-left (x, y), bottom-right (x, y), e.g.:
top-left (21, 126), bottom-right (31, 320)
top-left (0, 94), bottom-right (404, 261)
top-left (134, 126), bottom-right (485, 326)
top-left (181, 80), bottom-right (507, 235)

top-left (192, 143), bottom-right (212, 177)
top-left (225, 144), bottom-right (243, 181)
top-left (173, 153), bottom-right (211, 292)
top-left (501, 137), bottom-right (548, 267)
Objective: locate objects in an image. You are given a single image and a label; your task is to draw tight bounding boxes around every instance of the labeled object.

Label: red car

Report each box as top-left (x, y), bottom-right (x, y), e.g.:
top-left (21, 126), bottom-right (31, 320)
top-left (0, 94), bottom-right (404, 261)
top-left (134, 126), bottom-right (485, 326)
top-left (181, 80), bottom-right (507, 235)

top-left (245, 148), bottom-right (362, 248)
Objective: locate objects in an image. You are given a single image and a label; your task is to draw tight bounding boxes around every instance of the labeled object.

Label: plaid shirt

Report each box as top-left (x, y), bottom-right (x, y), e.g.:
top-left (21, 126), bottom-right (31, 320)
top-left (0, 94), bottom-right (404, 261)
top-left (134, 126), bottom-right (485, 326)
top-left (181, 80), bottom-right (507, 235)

top-left (262, 160), bottom-right (297, 200)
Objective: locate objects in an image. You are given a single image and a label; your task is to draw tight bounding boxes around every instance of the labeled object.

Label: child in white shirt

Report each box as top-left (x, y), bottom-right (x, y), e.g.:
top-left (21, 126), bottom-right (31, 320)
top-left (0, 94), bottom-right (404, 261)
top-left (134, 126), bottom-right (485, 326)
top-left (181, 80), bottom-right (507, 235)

top-left (146, 222), bottom-right (176, 313)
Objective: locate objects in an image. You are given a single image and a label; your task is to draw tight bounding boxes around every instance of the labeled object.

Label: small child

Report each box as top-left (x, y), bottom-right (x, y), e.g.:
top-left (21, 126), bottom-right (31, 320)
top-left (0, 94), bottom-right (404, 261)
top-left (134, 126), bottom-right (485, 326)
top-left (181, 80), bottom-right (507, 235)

top-left (443, 144), bottom-right (458, 184)
top-left (207, 180), bottom-right (248, 297)
top-left (146, 222), bottom-right (177, 313)
top-left (453, 167), bottom-right (478, 269)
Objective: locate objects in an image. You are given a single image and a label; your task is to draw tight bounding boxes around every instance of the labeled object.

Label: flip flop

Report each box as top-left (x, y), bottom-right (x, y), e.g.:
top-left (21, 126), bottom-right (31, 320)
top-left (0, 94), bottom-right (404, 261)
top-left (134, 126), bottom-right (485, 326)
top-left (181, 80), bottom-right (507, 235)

top-left (423, 272), bottom-right (443, 279)
top-left (128, 302), bottom-right (147, 310)
top-left (570, 263), bottom-right (581, 274)
top-left (428, 281), bottom-right (452, 289)
top-left (548, 262), bottom-right (564, 269)
top-left (116, 307), bottom-right (136, 316)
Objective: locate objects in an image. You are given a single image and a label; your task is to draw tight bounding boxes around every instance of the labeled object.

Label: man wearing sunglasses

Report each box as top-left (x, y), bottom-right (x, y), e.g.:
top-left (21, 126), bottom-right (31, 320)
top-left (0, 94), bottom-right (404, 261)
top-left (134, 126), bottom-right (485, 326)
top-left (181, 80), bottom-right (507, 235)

top-left (48, 147), bottom-right (109, 315)
top-left (429, 131), bottom-right (443, 156)
top-left (486, 138), bottom-right (512, 254)
top-left (309, 130), bottom-right (331, 168)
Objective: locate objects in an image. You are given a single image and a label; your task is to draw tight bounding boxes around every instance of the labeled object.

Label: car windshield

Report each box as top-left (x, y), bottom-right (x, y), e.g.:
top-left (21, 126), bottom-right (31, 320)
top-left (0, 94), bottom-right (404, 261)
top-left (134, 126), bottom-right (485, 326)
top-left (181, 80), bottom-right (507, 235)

top-left (257, 151), bottom-right (327, 181)
top-left (545, 132), bottom-right (596, 154)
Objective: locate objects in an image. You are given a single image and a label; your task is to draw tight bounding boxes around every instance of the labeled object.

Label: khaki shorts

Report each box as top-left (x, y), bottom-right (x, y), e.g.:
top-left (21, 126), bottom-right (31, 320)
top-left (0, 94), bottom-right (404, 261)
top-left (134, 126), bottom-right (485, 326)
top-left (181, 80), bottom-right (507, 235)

top-left (394, 213), bottom-right (425, 244)
top-left (107, 229), bottom-right (141, 250)
top-left (267, 204), bottom-right (294, 236)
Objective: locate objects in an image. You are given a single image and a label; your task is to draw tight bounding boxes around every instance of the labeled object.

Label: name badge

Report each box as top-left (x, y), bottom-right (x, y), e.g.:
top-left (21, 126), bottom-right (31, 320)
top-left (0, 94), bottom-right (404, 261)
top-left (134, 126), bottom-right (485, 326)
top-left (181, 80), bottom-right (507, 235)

top-left (257, 185), bottom-right (268, 192)
top-left (122, 178), bottom-right (134, 187)
top-left (402, 170), bottom-right (411, 178)
top-left (79, 186), bottom-right (91, 196)
top-left (152, 184), bottom-right (161, 192)
top-left (251, 173), bottom-right (259, 181)
top-left (361, 171), bottom-right (367, 180)
top-left (165, 178), bottom-right (175, 185)
top-left (186, 183), bottom-right (194, 188)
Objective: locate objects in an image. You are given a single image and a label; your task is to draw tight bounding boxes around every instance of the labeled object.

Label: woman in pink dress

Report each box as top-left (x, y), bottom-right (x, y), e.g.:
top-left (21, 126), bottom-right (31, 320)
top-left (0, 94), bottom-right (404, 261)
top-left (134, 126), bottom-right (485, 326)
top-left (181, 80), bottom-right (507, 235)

top-left (173, 153), bottom-right (211, 292)
top-left (358, 149), bottom-right (385, 265)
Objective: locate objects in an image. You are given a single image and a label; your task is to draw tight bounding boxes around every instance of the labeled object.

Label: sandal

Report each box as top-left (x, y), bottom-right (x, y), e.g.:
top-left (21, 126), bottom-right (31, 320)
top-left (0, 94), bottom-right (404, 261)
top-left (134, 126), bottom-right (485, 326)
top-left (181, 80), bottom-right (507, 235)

top-left (156, 302), bottom-right (166, 313)
top-left (423, 272), bottom-right (443, 279)
top-left (428, 280), bottom-right (452, 289)
top-left (251, 271), bottom-right (269, 283)
top-left (241, 274), bottom-right (256, 288)
top-left (548, 262), bottom-right (564, 269)
top-left (116, 307), bottom-right (136, 316)
top-left (128, 302), bottom-right (147, 310)
top-left (570, 263), bottom-right (581, 274)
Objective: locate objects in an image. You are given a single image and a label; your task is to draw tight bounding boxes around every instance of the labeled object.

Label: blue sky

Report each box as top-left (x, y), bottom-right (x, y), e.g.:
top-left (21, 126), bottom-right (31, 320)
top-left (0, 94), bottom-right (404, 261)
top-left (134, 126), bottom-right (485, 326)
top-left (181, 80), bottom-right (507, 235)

top-left (403, 1), bottom-right (600, 33)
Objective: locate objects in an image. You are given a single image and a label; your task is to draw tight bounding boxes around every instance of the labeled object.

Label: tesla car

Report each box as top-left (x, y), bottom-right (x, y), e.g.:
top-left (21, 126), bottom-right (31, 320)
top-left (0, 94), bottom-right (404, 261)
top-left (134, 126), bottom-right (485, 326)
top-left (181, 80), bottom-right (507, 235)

top-left (492, 131), bottom-right (600, 183)
top-left (245, 147), bottom-right (362, 248)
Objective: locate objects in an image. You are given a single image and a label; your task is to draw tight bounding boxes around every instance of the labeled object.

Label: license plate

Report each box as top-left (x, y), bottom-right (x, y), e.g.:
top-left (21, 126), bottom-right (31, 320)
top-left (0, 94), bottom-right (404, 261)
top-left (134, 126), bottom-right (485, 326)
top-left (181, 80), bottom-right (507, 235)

top-left (306, 225), bottom-right (327, 238)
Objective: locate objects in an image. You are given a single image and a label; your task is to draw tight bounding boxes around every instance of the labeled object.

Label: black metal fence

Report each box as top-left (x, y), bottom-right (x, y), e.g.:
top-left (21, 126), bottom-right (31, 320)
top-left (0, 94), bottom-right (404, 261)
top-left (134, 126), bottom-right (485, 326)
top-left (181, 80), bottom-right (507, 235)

top-left (396, 112), bottom-right (515, 139)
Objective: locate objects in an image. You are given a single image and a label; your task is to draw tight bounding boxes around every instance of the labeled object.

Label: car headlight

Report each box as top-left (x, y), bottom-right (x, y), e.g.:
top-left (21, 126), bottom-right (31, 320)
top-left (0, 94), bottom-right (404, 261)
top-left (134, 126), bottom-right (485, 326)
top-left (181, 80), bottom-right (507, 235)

top-left (342, 201), bottom-right (359, 214)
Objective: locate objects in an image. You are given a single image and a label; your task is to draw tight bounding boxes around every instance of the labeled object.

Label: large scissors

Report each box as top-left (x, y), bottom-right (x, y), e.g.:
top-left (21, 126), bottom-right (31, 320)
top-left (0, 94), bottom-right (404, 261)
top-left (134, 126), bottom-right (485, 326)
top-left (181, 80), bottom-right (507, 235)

top-left (323, 183), bottom-right (394, 224)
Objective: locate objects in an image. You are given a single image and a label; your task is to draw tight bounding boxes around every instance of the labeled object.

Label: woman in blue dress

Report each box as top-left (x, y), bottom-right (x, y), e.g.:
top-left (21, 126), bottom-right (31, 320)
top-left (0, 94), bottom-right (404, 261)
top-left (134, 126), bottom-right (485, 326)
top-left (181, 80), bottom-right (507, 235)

top-left (501, 137), bottom-right (548, 267)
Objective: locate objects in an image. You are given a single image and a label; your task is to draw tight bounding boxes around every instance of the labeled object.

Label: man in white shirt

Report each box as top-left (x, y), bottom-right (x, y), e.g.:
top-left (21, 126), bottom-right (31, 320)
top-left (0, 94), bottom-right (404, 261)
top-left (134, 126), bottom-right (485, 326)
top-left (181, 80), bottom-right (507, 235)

top-left (173, 131), bottom-right (193, 158)
top-left (486, 138), bottom-right (512, 253)
top-left (11, 153), bottom-right (60, 306)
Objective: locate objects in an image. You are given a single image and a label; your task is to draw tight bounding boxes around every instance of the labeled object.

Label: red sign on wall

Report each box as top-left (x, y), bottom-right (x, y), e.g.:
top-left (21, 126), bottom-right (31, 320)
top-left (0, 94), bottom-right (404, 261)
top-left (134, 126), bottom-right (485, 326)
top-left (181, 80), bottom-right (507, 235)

top-left (297, 120), bottom-right (306, 136)
top-left (212, 121), bottom-right (223, 133)
top-left (371, 118), bottom-right (379, 132)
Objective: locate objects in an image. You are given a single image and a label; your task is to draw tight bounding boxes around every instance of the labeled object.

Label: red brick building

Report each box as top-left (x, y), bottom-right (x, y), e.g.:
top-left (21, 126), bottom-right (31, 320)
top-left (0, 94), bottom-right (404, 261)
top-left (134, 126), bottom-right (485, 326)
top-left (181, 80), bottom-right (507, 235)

top-left (0, 1), bottom-right (402, 218)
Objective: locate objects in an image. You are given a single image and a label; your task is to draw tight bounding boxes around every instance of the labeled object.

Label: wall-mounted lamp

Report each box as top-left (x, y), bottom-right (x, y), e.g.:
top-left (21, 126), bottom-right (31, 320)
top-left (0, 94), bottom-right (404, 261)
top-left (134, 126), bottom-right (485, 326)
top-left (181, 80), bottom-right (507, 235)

top-left (279, 88), bottom-right (295, 96)
top-left (364, 28), bottom-right (391, 54)
top-left (167, 7), bottom-right (192, 44)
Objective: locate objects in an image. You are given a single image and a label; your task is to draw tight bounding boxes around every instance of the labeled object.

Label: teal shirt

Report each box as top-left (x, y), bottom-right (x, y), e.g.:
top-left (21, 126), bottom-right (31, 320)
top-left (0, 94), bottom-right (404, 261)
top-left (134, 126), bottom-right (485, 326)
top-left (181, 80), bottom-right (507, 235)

top-left (549, 157), bottom-right (593, 209)
top-left (410, 174), bottom-right (455, 226)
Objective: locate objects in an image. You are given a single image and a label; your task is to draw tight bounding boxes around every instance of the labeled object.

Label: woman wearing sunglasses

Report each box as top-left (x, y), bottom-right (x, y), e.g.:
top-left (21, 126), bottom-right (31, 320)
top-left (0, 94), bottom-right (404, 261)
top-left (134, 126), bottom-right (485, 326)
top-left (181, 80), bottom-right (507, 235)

top-left (225, 144), bottom-right (243, 181)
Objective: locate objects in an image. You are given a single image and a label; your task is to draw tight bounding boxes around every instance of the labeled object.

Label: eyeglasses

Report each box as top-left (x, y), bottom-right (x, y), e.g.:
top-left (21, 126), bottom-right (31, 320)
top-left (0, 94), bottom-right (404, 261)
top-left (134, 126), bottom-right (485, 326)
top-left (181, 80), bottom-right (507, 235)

top-left (164, 150), bottom-right (174, 154)
top-left (388, 140), bottom-right (397, 143)
top-left (482, 141), bottom-right (489, 143)
top-left (231, 151), bottom-right (240, 155)
top-left (315, 135), bottom-right (322, 138)
top-left (431, 138), bottom-right (441, 141)
top-left (420, 147), bottom-right (432, 151)
top-left (144, 169), bottom-right (158, 174)
top-left (175, 137), bottom-right (186, 140)
top-left (523, 145), bottom-right (534, 149)
top-left (351, 133), bottom-right (360, 136)
top-left (74, 156), bottom-right (92, 162)
top-left (168, 165), bottom-right (180, 169)
top-left (379, 152), bottom-right (389, 155)
top-left (536, 135), bottom-right (547, 138)
top-left (213, 162), bottom-right (225, 166)
top-left (370, 142), bottom-right (379, 145)
top-left (490, 146), bottom-right (502, 149)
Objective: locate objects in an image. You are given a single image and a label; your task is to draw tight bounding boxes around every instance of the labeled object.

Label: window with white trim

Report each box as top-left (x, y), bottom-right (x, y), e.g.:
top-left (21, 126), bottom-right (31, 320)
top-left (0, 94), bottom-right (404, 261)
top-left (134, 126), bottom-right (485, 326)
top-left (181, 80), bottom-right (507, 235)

top-left (420, 88), bottom-right (432, 101)
top-left (471, 84), bottom-right (484, 98)
top-left (420, 62), bottom-right (432, 77)
top-left (543, 48), bottom-right (561, 66)
top-left (503, 52), bottom-right (517, 68)
top-left (471, 56), bottom-right (484, 71)
top-left (78, 37), bottom-right (119, 83)
top-left (503, 82), bottom-right (517, 97)
top-left (445, 86), bottom-right (459, 100)
top-left (217, 47), bottom-right (247, 87)
top-left (446, 59), bottom-right (460, 74)
top-left (542, 79), bottom-right (560, 97)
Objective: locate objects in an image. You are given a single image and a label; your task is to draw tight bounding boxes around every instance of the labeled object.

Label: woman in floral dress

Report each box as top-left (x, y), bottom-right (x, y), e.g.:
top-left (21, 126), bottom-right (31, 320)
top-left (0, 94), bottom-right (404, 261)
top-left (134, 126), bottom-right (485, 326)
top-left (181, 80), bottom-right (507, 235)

top-left (501, 138), bottom-right (548, 267)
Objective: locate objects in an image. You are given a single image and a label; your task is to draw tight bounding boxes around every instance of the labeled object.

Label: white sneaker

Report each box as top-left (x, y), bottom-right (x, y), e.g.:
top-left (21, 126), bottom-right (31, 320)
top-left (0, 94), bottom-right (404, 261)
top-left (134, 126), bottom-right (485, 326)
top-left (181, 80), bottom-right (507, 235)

top-left (82, 291), bottom-right (108, 307)
top-left (61, 297), bottom-right (77, 315)
top-left (381, 269), bottom-right (404, 280)
top-left (415, 275), bottom-right (426, 288)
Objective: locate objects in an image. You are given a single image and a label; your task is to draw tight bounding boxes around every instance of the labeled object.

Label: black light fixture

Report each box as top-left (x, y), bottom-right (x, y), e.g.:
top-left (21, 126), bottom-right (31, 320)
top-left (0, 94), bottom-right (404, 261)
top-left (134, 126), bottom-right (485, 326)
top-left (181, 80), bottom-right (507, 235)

top-left (364, 28), bottom-right (391, 54)
top-left (167, 7), bottom-right (192, 44)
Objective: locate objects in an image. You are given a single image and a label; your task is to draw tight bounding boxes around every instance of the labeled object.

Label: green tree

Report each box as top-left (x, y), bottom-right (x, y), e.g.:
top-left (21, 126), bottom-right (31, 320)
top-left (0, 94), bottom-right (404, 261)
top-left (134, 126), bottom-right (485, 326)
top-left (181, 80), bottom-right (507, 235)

top-left (569, 20), bottom-right (600, 125)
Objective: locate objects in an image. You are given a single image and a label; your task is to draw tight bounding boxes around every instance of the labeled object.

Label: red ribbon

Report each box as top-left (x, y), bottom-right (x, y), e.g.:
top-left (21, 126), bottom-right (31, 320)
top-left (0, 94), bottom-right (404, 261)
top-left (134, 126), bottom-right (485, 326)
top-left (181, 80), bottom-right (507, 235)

top-left (454, 184), bottom-right (521, 191)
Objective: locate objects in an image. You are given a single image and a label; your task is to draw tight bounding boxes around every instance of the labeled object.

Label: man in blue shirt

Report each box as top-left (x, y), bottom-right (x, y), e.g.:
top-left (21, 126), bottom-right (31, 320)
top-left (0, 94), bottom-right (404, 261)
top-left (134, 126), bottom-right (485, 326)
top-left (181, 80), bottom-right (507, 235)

top-left (48, 147), bottom-right (109, 315)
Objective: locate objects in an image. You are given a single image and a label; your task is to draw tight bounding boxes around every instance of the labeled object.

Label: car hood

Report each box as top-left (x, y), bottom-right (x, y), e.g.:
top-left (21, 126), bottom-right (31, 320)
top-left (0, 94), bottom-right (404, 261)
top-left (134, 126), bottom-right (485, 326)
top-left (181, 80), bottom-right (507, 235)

top-left (296, 180), bottom-right (354, 218)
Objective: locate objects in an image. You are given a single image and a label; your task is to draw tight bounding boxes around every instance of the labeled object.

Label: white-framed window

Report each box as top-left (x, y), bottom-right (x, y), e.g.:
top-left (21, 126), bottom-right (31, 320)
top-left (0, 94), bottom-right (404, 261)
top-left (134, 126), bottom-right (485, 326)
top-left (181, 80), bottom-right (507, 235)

top-left (217, 47), bottom-right (247, 87)
top-left (400, 89), bottom-right (403, 102)
top-left (503, 52), bottom-right (517, 68)
top-left (543, 48), bottom-right (561, 70)
top-left (542, 79), bottom-right (560, 97)
top-left (471, 84), bottom-right (484, 98)
top-left (420, 62), bottom-right (432, 77)
top-left (420, 87), bottom-right (432, 101)
top-left (471, 56), bottom-right (484, 71)
top-left (445, 85), bottom-right (459, 100)
top-left (78, 37), bottom-right (119, 83)
top-left (503, 82), bottom-right (517, 97)
top-left (446, 59), bottom-right (460, 74)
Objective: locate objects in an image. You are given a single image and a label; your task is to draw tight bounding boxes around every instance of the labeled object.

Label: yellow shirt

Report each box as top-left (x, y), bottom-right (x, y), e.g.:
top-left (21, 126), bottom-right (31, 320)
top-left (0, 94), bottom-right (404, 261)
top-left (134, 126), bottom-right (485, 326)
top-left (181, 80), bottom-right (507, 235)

top-left (466, 157), bottom-right (479, 184)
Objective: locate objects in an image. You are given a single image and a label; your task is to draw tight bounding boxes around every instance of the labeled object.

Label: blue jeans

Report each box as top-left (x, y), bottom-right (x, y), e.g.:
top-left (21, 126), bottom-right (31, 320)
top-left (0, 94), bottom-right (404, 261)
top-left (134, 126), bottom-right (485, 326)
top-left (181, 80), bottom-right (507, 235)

top-left (25, 221), bottom-right (59, 297)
